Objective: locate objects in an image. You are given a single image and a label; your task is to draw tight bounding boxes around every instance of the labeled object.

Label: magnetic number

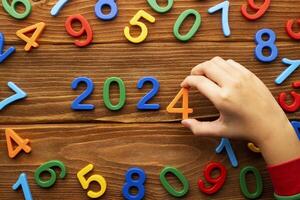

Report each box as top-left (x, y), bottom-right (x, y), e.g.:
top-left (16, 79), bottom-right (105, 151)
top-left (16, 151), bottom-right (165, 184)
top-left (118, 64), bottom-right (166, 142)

top-left (248, 143), bottom-right (260, 153)
top-left (51, 0), bottom-right (69, 16)
top-left (278, 81), bottom-right (300, 113)
top-left (275, 58), bottom-right (300, 85)
top-left (255, 28), bottom-right (278, 63)
top-left (166, 88), bottom-right (193, 120)
top-left (122, 167), bottom-right (146, 200)
top-left (103, 77), bottom-right (126, 111)
top-left (12, 173), bottom-right (33, 200)
top-left (241, 0), bottom-right (270, 21)
top-left (239, 166), bottom-right (263, 199)
top-left (286, 19), bottom-right (300, 40)
top-left (71, 77), bottom-right (95, 111)
top-left (16, 22), bottom-right (46, 52)
top-left (124, 10), bottom-right (155, 44)
top-left (173, 9), bottom-right (201, 42)
top-left (5, 128), bottom-right (31, 159)
top-left (0, 32), bottom-right (15, 63)
top-left (147, 0), bottom-right (173, 13)
top-left (65, 14), bottom-right (93, 47)
top-left (159, 166), bottom-right (189, 197)
top-left (291, 121), bottom-right (300, 140)
top-left (208, 1), bottom-right (231, 37)
top-left (34, 160), bottom-right (67, 188)
top-left (95, 0), bottom-right (118, 20)
top-left (77, 164), bottom-right (107, 198)
top-left (137, 76), bottom-right (160, 110)
top-left (198, 162), bottom-right (227, 195)
top-left (2, 0), bottom-right (32, 19)
top-left (216, 138), bottom-right (238, 168)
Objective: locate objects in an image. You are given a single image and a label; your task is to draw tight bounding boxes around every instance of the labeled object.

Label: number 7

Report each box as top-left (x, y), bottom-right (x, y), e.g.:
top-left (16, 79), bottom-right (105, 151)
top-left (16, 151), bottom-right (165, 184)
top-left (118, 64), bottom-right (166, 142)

top-left (208, 1), bottom-right (231, 37)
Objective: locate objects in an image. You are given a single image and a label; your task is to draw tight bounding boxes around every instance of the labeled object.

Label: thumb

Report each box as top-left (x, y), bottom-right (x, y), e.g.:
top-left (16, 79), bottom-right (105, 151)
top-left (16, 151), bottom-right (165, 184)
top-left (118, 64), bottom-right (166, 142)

top-left (181, 119), bottom-right (222, 137)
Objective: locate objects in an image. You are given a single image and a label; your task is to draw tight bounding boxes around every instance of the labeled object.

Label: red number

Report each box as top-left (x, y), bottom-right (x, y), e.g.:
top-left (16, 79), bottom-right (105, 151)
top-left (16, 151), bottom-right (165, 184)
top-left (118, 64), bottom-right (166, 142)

top-left (5, 128), bottom-right (31, 158)
top-left (198, 162), bottom-right (227, 195)
top-left (286, 19), bottom-right (300, 40)
top-left (65, 14), bottom-right (93, 47)
top-left (278, 81), bottom-right (300, 113)
top-left (241, 0), bottom-right (270, 21)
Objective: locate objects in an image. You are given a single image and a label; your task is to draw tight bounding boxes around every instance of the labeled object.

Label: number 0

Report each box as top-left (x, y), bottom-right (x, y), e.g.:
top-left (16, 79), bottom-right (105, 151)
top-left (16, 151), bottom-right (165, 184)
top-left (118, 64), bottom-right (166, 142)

top-left (103, 77), bottom-right (126, 111)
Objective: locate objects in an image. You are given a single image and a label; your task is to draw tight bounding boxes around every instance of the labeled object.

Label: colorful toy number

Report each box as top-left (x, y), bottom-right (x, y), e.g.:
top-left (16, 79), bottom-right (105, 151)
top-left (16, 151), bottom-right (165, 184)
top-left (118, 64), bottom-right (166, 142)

top-left (254, 28), bottom-right (278, 63)
top-left (137, 76), bottom-right (160, 110)
top-left (51, 0), bottom-right (69, 16)
top-left (6, 128), bottom-right (31, 159)
top-left (159, 166), bottom-right (189, 197)
top-left (286, 19), bottom-right (300, 40)
top-left (208, 1), bottom-right (231, 37)
top-left (65, 14), bottom-right (93, 47)
top-left (275, 58), bottom-right (300, 85)
top-left (122, 167), bottom-right (146, 200)
top-left (291, 121), bottom-right (300, 140)
top-left (173, 9), bottom-right (201, 42)
top-left (216, 138), bottom-right (238, 168)
top-left (239, 166), bottom-right (263, 199)
top-left (241, 0), bottom-right (270, 21)
top-left (124, 10), bottom-right (155, 44)
top-left (2, 0), bottom-right (32, 19)
top-left (248, 143), bottom-right (261, 153)
top-left (147, 0), bottom-right (174, 13)
top-left (198, 162), bottom-right (227, 195)
top-left (95, 0), bottom-right (118, 20)
top-left (0, 81), bottom-right (27, 110)
top-left (0, 33), bottom-right (15, 63)
top-left (103, 77), bottom-right (126, 111)
top-left (71, 77), bottom-right (95, 111)
top-left (34, 160), bottom-right (67, 188)
top-left (77, 164), bottom-right (107, 198)
top-left (278, 81), bottom-right (300, 113)
top-left (12, 173), bottom-right (33, 200)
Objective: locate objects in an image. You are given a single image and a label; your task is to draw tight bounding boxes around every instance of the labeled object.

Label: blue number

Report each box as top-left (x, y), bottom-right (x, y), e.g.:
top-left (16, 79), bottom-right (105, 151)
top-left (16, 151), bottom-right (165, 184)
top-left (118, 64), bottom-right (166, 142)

top-left (291, 121), bottom-right (300, 140)
top-left (0, 32), bottom-right (15, 64)
top-left (275, 58), bottom-right (300, 85)
top-left (71, 77), bottom-right (95, 110)
top-left (122, 167), bottom-right (146, 200)
top-left (208, 1), bottom-right (230, 37)
top-left (216, 138), bottom-right (238, 168)
top-left (50, 0), bottom-right (69, 16)
top-left (255, 28), bottom-right (278, 63)
top-left (95, 0), bottom-right (118, 21)
top-left (137, 76), bottom-right (160, 110)
top-left (12, 173), bottom-right (33, 200)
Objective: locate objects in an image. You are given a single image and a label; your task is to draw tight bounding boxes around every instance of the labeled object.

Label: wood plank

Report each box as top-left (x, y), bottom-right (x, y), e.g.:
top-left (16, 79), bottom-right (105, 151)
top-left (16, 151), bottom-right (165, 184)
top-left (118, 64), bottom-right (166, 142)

top-left (0, 123), bottom-right (274, 199)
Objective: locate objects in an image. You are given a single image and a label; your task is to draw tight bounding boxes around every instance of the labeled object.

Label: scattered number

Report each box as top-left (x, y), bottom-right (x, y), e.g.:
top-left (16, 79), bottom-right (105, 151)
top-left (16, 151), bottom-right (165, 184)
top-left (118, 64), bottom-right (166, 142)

top-left (122, 167), bottom-right (146, 200)
top-left (2, 0), bottom-right (32, 19)
top-left (137, 76), bottom-right (160, 110)
top-left (16, 22), bottom-right (46, 52)
top-left (65, 14), bottom-right (93, 47)
top-left (159, 166), bottom-right (189, 197)
top-left (95, 0), bottom-right (118, 21)
top-left (71, 77), bottom-right (95, 111)
top-left (241, 0), bottom-right (270, 21)
top-left (291, 121), bottom-right (300, 140)
top-left (5, 128), bottom-right (31, 159)
top-left (248, 143), bottom-right (260, 153)
top-left (0, 81), bottom-right (27, 110)
top-left (0, 33), bottom-right (15, 63)
top-left (124, 10), bottom-right (155, 44)
top-left (286, 19), bottom-right (300, 40)
top-left (216, 138), bottom-right (238, 168)
top-left (51, 0), bottom-right (69, 16)
top-left (278, 81), bottom-right (300, 113)
top-left (275, 58), bottom-right (300, 85)
top-left (208, 1), bottom-right (231, 37)
top-left (239, 166), bottom-right (263, 199)
top-left (167, 88), bottom-right (193, 120)
top-left (173, 9), bottom-right (201, 42)
top-left (77, 164), bottom-right (107, 198)
top-left (103, 77), bottom-right (126, 111)
top-left (198, 162), bottom-right (227, 195)
top-left (254, 28), bottom-right (278, 63)
top-left (12, 173), bottom-right (33, 200)
top-left (147, 0), bottom-right (173, 13)
top-left (34, 160), bottom-right (67, 188)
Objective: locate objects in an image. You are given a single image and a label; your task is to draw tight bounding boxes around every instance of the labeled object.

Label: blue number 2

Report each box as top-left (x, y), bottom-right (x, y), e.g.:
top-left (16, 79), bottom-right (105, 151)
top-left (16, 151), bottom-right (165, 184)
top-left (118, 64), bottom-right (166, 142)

top-left (255, 28), bottom-right (278, 63)
top-left (12, 173), bottom-right (33, 200)
top-left (216, 138), bottom-right (238, 168)
top-left (71, 77), bottom-right (95, 110)
top-left (208, 1), bottom-right (231, 37)
top-left (95, 0), bottom-right (118, 21)
top-left (275, 58), bottom-right (300, 85)
top-left (291, 121), bottom-right (300, 141)
top-left (0, 32), bottom-right (15, 63)
top-left (137, 77), bottom-right (160, 110)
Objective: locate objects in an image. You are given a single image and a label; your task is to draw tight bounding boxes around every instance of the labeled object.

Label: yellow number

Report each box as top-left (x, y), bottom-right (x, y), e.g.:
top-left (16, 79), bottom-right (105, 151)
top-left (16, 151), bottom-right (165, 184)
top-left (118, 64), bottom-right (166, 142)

top-left (248, 143), bottom-right (260, 153)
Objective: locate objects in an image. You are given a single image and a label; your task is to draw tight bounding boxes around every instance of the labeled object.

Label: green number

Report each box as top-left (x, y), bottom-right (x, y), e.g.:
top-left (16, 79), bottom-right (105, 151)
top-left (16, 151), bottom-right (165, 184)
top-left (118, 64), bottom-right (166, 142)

top-left (103, 77), bottom-right (126, 111)
top-left (2, 0), bottom-right (32, 19)
top-left (147, 0), bottom-right (173, 13)
top-left (239, 166), bottom-right (263, 199)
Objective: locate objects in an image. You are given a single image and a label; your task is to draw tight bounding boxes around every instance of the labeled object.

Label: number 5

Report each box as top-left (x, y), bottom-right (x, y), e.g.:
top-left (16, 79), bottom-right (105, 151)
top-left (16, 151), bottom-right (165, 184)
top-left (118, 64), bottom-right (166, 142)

top-left (77, 164), bottom-right (107, 198)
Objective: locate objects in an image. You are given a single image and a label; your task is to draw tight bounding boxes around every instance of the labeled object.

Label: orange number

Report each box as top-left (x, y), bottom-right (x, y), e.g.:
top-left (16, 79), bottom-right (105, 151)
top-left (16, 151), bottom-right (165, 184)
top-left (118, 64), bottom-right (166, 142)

top-left (5, 128), bottom-right (31, 158)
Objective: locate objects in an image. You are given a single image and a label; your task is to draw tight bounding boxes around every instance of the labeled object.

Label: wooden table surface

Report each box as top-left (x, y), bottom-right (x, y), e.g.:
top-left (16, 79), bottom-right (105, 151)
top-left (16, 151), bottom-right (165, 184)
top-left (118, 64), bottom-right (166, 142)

top-left (0, 0), bottom-right (299, 199)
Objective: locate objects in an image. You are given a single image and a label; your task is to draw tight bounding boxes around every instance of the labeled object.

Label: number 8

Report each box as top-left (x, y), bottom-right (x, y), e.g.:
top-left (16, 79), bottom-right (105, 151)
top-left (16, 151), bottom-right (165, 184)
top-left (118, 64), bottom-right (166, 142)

top-left (95, 0), bottom-right (118, 21)
top-left (2, 0), bottom-right (32, 19)
top-left (255, 28), bottom-right (278, 63)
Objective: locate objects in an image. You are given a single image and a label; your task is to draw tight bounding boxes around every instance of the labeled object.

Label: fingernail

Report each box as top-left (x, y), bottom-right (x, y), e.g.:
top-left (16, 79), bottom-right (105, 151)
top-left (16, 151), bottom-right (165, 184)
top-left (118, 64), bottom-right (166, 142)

top-left (181, 119), bottom-right (190, 127)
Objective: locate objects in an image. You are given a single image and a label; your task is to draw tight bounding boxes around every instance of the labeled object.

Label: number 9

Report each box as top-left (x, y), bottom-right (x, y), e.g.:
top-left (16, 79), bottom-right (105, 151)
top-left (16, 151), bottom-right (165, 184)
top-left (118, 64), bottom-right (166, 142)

top-left (2, 0), bottom-right (32, 19)
top-left (278, 81), bottom-right (300, 113)
top-left (94, 0), bottom-right (118, 21)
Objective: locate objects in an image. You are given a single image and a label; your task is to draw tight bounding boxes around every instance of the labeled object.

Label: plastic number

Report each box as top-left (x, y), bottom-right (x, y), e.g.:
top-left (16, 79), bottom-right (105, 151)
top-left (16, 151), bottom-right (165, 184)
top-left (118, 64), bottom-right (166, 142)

top-left (147, 0), bottom-right (173, 13)
top-left (0, 33), bottom-right (15, 63)
top-left (216, 138), bottom-right (238, 168)
top-left (95, 0), bottom-right (118, 20)
top-left (2, 0), bottom-right (32, 19)
top-left (34, 160), bottom-right (67, 188)
top-left (248, 143), bottom-right (260, 153)
top-left (159, 166), bottom-right (189, 197)
top-left (278, 81), bottom-right (300, 113)
top-left (291, 121), bottom-right (300, 140)
top-left (255, 28), bottom-right (278, 63)
top-left (103, 77), bottom-right (126, 111)
top-left (51, 0), bottom-right (69, 16)
top-left (241, 0), bottom-right (270, 21)
top-left (0, 82), bottom-right (27, 110)
top-left (122, 167), bottom-right (146, 200)
top-left (198, 162), bottom-right (227, 195)
top-left (239, 166), bottom-right (263, 199)
top-left (208, 1), bottom-right (230, 37)
top-left (137, 76), bottom-right (160, 110)
top-left (71, 77), bottom-right (95, 111)
top-left (77, 164), bottom-right (107, 198)
top-left (65, 14), bottom-right (93, 47)
top-left (286, 19), bottom-right (300, 40)
top-left (12, 173), bottom-right (33, 200)
top-left (16, 22), bottom-right (46, 52)
top-left (5, 128), bottom-right (31, 159)
top-left (173, 9), bottom-right (201, 42)
top-left (275, 58), bottom-right (300, 85)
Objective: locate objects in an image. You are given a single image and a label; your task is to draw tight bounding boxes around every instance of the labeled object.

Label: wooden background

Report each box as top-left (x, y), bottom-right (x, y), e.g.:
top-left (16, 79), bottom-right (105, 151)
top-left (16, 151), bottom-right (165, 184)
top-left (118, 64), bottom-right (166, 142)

top-left (0, 0), bottom-right (299, 199)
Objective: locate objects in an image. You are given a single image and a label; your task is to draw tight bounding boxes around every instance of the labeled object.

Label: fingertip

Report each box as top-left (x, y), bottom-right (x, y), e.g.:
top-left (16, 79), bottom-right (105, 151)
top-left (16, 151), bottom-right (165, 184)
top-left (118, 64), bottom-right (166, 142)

top-left (181, 119), bottom-right (191, 128)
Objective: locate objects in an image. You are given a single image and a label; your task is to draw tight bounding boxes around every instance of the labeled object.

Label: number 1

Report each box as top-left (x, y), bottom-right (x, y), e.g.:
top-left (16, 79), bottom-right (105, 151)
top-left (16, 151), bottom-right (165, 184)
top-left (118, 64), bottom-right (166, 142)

top-left (12, 173), bottom-right (33, 200)
top-left (216, 138), bottom-right (238, 168)
top-left (208, 1), bottom-right (231, 37)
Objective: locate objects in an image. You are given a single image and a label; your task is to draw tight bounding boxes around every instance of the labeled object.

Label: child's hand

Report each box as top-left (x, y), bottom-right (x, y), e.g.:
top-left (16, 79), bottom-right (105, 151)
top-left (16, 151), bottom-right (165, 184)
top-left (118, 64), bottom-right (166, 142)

top-left (181, 57), bottom-right (300, 165)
